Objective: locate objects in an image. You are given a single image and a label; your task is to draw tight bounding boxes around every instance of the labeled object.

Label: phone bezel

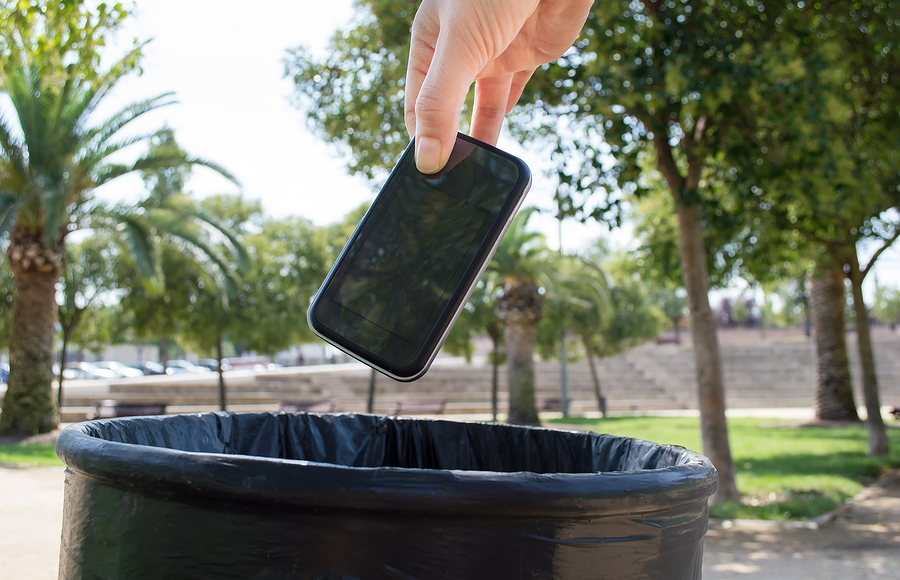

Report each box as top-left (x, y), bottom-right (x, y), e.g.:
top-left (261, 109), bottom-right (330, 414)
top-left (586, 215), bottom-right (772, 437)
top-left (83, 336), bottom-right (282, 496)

top-left (308, 134), bottom-right (531, 382)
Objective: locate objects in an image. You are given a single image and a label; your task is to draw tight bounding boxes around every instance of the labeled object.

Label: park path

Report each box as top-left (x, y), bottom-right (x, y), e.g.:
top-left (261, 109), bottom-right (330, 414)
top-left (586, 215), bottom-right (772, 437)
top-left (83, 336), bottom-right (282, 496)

top-left (1, 465), bottom-right (898, 579)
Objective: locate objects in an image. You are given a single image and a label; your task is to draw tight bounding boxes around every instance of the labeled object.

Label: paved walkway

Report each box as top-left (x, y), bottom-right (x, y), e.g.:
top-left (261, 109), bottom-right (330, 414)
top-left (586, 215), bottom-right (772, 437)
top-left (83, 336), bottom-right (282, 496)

top-left (1, 462), bottom-right (898, 579)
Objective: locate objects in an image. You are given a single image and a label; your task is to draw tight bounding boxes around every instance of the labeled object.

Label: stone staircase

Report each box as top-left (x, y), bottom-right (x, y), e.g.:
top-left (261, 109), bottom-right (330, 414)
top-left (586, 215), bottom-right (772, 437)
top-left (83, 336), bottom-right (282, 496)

top-left (58, 329), bottom-right (900, 422)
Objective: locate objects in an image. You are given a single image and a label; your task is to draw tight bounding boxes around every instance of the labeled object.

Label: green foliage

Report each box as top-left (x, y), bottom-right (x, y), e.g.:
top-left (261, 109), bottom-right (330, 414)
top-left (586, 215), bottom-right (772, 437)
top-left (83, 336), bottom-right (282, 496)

top-left (551, 416), bottom-right (900, 521)
top-left (284, 0), bottom-right (416, 179)
top-left (173, 195), bottom-right (328, 359)
top-left (873, 284), bottom-right (900, 325)
top-left (0, 249), bottom-right (13, 348)
top-left (489, 207), bottom-right (552, 285)
top-left (0, 0), bottom-right (136, 82)
top-left (59, 235), bottom-right (121, 355)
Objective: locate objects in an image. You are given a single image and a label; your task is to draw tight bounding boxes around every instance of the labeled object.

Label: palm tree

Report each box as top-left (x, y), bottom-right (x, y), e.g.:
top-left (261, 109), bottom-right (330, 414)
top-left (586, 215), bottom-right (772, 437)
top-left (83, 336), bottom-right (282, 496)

top-left (0, 43), bottom-right (237, 434)
top-left (549, 256), bottom-right (612, 415)
top-left (489, 208), bottom-right (552, 426)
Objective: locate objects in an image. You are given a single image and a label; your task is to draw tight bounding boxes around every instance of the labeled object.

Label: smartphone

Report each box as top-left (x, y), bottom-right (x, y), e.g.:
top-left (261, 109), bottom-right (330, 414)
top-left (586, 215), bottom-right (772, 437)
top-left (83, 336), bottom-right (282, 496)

top-left (308, 133), bottom-right (531, 382)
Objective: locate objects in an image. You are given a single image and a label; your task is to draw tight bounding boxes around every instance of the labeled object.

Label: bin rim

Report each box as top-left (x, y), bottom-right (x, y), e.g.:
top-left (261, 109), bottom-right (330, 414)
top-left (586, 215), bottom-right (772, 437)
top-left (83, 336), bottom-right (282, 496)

top-left (57, 412), bottom-right (718, 518)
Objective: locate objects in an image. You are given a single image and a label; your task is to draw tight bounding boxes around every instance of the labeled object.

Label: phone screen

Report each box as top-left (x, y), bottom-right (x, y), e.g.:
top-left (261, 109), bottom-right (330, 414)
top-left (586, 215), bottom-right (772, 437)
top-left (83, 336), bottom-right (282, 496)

top-left (309, 134), bottom-right (530, 381)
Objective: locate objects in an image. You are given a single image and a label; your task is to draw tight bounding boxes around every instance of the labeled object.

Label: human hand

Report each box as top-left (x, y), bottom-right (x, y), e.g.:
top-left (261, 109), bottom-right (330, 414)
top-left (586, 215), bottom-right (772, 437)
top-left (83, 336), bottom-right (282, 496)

top-left (405, 0), bottom-right (593, 174)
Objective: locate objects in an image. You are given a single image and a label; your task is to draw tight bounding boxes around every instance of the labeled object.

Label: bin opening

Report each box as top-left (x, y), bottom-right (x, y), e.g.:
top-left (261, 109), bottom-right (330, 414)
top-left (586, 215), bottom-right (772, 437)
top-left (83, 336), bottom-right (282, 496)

top-left (78, 412), bottom-right (694, 475)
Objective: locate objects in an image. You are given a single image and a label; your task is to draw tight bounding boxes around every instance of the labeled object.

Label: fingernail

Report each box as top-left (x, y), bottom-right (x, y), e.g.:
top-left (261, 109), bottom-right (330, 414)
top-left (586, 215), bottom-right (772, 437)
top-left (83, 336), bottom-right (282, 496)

top-left (415, 137), bottom-right (442, 174)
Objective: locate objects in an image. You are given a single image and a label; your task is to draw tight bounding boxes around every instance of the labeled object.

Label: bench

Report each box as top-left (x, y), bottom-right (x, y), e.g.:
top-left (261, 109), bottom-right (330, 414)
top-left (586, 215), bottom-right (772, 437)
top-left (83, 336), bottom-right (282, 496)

top-left (537, 397), bottom-right (562, 412)
top-left (88, 400), bottom-right (168, 420)
top-left (391, 399), bottom-right (446, 416)
top-left (889, 406), bottom-right (900, 420)
top-left (279, 400), bottom-right (337, 413)
top-left (655, 336), bottom-right (682, 345)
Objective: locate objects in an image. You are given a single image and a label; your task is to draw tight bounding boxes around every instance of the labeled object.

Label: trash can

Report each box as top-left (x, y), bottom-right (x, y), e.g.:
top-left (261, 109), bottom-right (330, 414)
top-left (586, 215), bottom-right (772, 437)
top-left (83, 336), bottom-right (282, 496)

top-left (56, 412), bottom-right (717, 580)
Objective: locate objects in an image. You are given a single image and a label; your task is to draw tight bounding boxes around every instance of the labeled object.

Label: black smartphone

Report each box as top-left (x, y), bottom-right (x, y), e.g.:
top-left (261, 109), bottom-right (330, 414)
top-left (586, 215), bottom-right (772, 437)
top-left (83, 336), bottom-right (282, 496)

top-left (308, 133), bottom-right (531, 382)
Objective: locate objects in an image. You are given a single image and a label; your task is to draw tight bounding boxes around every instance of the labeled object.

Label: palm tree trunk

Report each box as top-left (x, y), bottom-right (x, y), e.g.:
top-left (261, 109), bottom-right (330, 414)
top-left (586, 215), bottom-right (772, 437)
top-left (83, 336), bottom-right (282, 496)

top-left (845, 250), bottom-right (889, 456)
top-left (0, 268), bottom-right (60, 435)
top-left (807, 267), bottom-right (859, 421)
top-left (582, 334), bottom-right (607, 416)
top-left (676, 202), bottom-right (740, 503)
top-left (505, 319), bottom-right (540, 425)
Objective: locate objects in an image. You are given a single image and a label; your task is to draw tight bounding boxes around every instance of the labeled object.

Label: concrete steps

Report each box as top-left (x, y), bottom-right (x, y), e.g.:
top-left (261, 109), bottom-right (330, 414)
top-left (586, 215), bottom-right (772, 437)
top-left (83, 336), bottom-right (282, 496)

top-left (57, 329), bottom-right (900, 421)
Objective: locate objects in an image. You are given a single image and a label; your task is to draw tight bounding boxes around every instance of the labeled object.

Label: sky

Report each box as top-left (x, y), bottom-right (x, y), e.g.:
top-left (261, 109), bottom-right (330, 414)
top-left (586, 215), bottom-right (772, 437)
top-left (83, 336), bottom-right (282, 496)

top-left (85, 0), bottom-right (900, 299)
top-left (97, 0), bottom-right (609, 255)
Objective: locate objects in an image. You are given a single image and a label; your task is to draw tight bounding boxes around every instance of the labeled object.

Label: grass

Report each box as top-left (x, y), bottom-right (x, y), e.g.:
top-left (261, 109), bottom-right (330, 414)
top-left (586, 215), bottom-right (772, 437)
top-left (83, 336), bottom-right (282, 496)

top-left (548, 415), bottom-right (900, 521)
top-left (0, 443), bottom-right (62, 467)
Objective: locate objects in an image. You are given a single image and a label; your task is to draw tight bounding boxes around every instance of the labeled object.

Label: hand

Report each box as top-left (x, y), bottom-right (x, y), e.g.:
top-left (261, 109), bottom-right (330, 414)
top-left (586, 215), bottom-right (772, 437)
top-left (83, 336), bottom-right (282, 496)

top-left (405, 0), bottom-right (593, 173)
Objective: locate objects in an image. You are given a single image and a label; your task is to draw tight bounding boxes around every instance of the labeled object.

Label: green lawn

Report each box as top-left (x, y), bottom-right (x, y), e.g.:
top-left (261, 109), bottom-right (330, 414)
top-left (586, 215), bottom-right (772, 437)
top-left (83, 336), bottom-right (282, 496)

top-left (548, 415), bottom-right (900, 521)
top-left (0, 442), bottom-right (61, 467)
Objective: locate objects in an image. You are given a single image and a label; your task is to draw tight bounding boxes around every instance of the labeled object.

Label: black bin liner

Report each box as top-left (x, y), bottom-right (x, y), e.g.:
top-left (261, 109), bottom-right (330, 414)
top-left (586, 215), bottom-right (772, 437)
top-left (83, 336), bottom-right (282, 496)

top-left (56, 412), bottom-right (717, 580)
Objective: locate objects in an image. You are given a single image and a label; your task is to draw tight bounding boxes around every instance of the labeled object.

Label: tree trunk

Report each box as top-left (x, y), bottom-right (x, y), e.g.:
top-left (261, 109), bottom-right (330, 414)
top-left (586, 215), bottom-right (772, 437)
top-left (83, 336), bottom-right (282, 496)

top-left (58, 333), bottom-right (70, 412)
top-left (807, 267), bottom-right (859, 421)
top-left (367, 368), bottom-right (376, 414)
top-left (1, 234), bottom-right (64, 435)
top-left (216, 335), bottom-right (227, 412)
top-left (498, 282), bottom-right (542, 426)
top-left (487, 321), bottom-right (502, 422)
top-left (845, 251), bottom-right (889, 456)
top-left (159, 338), bottom-right (170, 367)
top-left (560, 328), bottom-right (570, 417)
top-left (582, 334), bottom-right (607, 416)
top-left (655, 132), bottom-right (738, 503)
top-left (504, 319), bottom-right (540, 425)
top-left (491, 341), bottom-right (500, 422)
top-left (675, 202), bottom-right (740, 503)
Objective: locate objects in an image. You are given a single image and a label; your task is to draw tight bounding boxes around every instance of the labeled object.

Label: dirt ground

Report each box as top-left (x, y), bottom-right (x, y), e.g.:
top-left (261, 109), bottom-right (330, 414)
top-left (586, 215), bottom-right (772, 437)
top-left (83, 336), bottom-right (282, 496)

top-left (1, 461), bottom-right (898, 579)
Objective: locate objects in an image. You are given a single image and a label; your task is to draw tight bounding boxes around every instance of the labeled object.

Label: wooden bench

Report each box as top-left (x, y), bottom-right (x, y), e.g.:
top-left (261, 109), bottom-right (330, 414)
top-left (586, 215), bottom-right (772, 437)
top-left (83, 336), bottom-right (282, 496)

top-left (279, 400), bottom-right (337, 413)
top-left (655, 336), bottom-right (682, 345)
top-left (537, 397), bottom-right (562, 412)
top-left (88, 400), bottom-right (168, 420)
top-left (391, 399), bottom-right (446, 416)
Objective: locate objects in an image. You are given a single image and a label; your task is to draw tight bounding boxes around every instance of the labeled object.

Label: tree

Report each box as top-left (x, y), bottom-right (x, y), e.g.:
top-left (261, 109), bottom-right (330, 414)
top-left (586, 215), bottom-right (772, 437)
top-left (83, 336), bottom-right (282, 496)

top-left (178, 197), bottom-right (326, 410)
top-left (718, 2), bottom-right (900, 454)
top-left (518, 1), bottom-right (830, 501)
top-left (57, 236), bottom-right (119, 408)
top-left (0, 2), bottom-right (237, 434)
top-left (488, 208), bottom-right (552, 425)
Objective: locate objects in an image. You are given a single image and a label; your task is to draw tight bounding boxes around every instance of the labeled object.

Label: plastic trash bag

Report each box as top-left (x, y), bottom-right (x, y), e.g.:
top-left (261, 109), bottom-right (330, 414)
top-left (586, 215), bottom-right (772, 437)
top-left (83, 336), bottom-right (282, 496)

top-left (57, 412), bottom-right (717, 580)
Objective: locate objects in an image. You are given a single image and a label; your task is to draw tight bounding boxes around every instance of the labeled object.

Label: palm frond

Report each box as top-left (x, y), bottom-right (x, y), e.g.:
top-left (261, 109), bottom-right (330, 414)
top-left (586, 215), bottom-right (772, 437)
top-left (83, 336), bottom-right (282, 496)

top-left (66, 45), bottom-right (148, 131)
top-left (82, 92), bottom-right (177, 157)
top-left (0, 114), bottom-right (27, 177)
top-left (0, 192), bottom-right (24, 236)
top-left (161, 196), bottom-right (249, 269)
top-left (109, 211), bottom-right (162, 289)
top-left (39, 177), bottom-right (71, 245)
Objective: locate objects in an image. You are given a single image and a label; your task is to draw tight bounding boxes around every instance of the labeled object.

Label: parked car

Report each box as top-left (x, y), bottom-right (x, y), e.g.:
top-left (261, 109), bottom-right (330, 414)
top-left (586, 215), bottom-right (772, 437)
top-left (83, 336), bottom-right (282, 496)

top-left (62, 362), bottom-right (121, 380)
top-left (92, 361), bottom-right (145, 378)
top-left (196, 358), bottom-right (231, 372)
top-left (1, 363), bottom-right (8, 384)
top-left (128, 361), bottom-right (166, 376)
top-left (165, 360), bottom-right (211, 375)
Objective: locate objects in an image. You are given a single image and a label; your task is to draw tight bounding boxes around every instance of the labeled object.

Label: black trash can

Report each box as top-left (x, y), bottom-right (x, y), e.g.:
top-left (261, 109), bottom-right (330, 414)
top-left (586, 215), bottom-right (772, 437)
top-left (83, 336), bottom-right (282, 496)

top-left (56, 412), bottom-right (717, 580)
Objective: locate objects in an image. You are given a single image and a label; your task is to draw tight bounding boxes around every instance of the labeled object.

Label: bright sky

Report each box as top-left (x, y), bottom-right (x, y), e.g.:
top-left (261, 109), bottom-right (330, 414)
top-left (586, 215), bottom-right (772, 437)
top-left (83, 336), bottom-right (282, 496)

top-left (93, 0), bottom-right (899, 298)
top-left (97, 0), bottom-right (608, 255)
